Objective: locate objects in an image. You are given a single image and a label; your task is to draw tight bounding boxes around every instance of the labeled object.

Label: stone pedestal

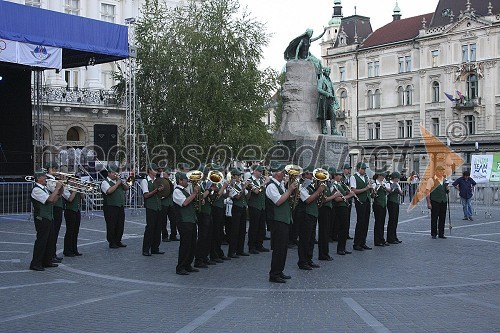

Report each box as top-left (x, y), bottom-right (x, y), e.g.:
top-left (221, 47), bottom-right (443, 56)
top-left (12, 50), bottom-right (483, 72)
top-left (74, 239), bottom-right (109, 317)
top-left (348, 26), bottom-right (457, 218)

top-left (274, 60), bottom-right (348, 168)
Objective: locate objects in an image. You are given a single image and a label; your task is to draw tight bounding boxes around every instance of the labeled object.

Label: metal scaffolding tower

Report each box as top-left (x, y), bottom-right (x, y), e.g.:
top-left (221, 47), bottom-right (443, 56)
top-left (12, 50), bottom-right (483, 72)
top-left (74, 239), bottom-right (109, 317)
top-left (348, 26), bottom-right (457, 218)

top-left (124, 17), bottom-right (138, 176)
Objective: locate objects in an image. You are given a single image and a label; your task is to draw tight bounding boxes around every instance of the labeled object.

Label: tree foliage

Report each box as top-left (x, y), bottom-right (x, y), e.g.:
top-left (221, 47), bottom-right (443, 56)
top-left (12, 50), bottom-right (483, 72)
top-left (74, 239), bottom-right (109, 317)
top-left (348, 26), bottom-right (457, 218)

top-left (134, 0), bottom-right (277, 165)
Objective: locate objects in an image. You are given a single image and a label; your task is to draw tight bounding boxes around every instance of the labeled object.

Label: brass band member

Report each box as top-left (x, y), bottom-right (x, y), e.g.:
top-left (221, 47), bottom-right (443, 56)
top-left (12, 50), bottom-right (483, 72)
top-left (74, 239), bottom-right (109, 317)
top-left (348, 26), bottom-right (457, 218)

top-left (140, 163), bottom-right (164, 256)
top-left (350, 162), bottom-right (373, 251)
top-left (297, 166), bottom-right (325, 270)
top-left (63, 177), bottom-right (83, 257)
top-left (341, 163), bottom-right (353, 239)
top-left (210, 165), bottom-right (230, 261)
top-left (387, 172), bottom-right (404, 244)
top-left (266, 164), bottom-right (297, 283)
top-left (330, 168), bottom-right (355, 255)
top-left (101, 164), bottom-right (129, 249)
top-left (317, 168), bottom-right (337, 261)
top-left (247, 165), bottom-right (270, 254)
top-left (372, 171), bottom-right (391, 246)
top-left (160, 167), bottom-right (177, 242)
top-left (426, 164), bottom-right (450, 239)
top-left (173, 172), bottom-right (200, 275)
top-left (29, 169), bottom-right (63, 271)
top-left (227, 169), bottom-right (249, 258)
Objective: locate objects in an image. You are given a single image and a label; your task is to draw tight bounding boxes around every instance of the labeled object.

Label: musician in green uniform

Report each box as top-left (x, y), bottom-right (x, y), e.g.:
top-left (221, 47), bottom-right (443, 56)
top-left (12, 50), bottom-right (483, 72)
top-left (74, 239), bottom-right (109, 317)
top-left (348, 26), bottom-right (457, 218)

top-left (159, 167), bottom-right (177, 242)
top-left (330, 168), bottom-right (355, 255)
top-left (426, 165), bottom-right (450, 239)
top-left (372, 171), bottom-right (391, 246)
top-left (350, 162), bottom-right (374, 251)
top-left (209, 165), bottom-right (230, 261)
top-left (63, 178), bottom-right (83, 257)
top-left (317, 168), bottom-right (338, 261)
top-left (247, 165), bottom-right (270, 254)
top-left (227, 169), bottom-right (250, 258)
top-left (387, 172), bottom-right (404, 244)
top-left (100, 164), bottom-right (129, 249)
top-left (29, 170), bottom-right (63, 271)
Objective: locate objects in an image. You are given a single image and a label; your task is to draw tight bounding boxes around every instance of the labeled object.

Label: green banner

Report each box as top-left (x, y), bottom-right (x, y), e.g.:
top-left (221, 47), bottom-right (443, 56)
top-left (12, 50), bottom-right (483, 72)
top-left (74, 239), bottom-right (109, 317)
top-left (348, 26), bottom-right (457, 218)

top-left (490, 154), bottom-right (500, 182)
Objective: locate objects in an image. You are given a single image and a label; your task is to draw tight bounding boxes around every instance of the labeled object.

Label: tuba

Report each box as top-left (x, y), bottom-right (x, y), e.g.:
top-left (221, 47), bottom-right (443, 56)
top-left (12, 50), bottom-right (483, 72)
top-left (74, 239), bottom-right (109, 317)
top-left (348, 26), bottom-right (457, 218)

top-left (284, 164), bottom-right (303, 210)
top-left (187, 170), bottom-right (204, 211)
top-left (312, 168), bottom-right (330, 207)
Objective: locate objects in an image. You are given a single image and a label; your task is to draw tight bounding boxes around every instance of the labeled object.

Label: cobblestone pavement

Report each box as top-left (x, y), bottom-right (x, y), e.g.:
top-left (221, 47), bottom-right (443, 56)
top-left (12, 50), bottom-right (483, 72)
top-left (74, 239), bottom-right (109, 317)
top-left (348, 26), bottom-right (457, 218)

top-left (0, 202), bottom-right (499, 332)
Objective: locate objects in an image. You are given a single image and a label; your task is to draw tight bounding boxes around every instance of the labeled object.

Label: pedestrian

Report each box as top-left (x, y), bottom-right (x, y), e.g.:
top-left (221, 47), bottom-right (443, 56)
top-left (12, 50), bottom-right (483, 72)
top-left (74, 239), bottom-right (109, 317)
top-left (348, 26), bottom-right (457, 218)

top-left (452, 170), bottom-right (476, 221)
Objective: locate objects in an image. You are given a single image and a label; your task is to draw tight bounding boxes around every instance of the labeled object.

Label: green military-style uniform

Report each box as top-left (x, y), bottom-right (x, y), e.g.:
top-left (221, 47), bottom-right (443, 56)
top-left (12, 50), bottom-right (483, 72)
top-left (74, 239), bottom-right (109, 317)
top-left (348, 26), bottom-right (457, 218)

top-left (63, 192), bottom-right (82, 256)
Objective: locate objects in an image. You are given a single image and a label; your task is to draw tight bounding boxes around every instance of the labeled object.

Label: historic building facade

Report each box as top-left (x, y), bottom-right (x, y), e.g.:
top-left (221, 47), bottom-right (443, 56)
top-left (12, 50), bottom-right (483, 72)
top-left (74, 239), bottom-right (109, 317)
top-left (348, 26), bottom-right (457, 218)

top-left (321, 0), bottom-right (500, 175)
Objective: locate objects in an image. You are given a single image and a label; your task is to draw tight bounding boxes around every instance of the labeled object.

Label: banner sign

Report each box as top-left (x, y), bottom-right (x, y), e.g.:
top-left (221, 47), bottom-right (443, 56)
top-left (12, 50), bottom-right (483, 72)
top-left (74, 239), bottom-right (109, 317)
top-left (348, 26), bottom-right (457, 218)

top-left (471, 155), bottom-right (493, 183)
top-left (490, 154), bottom-right (500, 182)
top-left (0, 38), bottom-right (62, 70)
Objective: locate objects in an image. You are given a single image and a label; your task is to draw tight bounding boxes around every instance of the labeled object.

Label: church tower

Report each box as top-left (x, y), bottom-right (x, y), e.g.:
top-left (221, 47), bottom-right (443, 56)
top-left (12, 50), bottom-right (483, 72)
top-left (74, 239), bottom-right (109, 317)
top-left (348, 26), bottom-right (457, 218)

top-left (321, 0), bottom-right (343, 57)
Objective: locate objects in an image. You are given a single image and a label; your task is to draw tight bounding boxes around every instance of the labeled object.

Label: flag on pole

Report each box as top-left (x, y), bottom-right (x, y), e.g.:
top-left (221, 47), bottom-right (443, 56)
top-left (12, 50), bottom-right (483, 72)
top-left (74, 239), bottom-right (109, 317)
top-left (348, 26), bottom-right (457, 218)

top-left (444, 92), bottom-right (456, 102)
top-left (456, 90), bottom-right (465, 100)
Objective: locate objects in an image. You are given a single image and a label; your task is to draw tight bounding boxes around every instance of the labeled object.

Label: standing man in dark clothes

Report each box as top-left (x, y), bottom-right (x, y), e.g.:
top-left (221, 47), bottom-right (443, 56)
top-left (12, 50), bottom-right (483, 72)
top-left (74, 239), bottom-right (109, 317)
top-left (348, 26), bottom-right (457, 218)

top-left (387, 172), bottom-right (404, 244)
top-left (452, 170), bottom-right (476, 221)
top-left (350, 162), bottom-right (374, 251)
top-left (426, 165), bottom-right (450, 239)
top-left (140, 163), bottom-right (164, 256)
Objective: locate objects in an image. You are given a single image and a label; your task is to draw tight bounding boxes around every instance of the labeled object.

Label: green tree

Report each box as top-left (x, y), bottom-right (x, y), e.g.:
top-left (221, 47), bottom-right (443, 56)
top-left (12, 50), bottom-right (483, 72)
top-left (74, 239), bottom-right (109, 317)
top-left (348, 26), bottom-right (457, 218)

top-left (134, 0), bottom-right (277, 165)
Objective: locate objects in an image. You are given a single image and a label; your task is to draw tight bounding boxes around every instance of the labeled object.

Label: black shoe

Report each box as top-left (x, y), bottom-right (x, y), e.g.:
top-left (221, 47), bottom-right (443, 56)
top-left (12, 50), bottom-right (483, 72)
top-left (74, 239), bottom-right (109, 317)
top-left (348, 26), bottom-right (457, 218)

top-left (54, 255), bottom-right (63, 261)
top-left (438, 235), bottom-right (447, 239)
top-left (309, 262), bottom-right (320, 268)
top-left (374, 243), bottom-right (385, 246)
top-left (52, 257), bottom-right (62, 263)
top-left (396, 240), bottom-right (402, 243)
top-left (468, 217), bottom-right (474, 221)
top-left (176, 269), bottom-right (189, 275)
top-left (361, 245), bottom-right (372, 250)
top-left (269, 276), bottom-right (286, 283)
top-left (64, 252), bottom-right (75, 257)
top-left (319, 256), bottom-right (333, 261)
top-left (206, 260), bottom-right (217, 265)
top-left (344, 250), bottom-right (352, 254)
top-left (29, 265), bottom-right (45, 271)
top-left (337, 251), bottom-right (346, 255)
top-left (257, 247), bottom-right (270, 252)
top-left (162, 238), bottom-right (171, 242)
top-left (237, 252), bottom-right (250, 256)
top-left (298, 264), bottom-right (313, 270)
top-left (170, 237), bottom-right (180, 241)
top-left (194, 263), bottom-right (208, 268)
top-left (117, 242), bottom-right (127, 248)
top-left (432, 235), bottom-right (437, 239)
top-left (151, 250), bottom-right (165, 254)
top-left (213, 258), bottom-right (224, 263)
top-left (462, 217), bottom-right (469, 220)
top-left (74, 252), bottom-right (83, 256)
top-left (347, 236), bottom-right (353, 240)
top-left (353, 245), bottom-right (364, 251)
top-left (228, 253), bottom-right (239, 258)
top-left (142, 251), bottom-right (151, 256)
top-left (383, 242), bottom-right (390, 246)
top-left (220, 256), bottom-right (231, 260)
top-left (280, 273), bottom-right (291, 279)
top-left (186, 267), bottom-right (200, 273)
top-left (109, 244), bottom-right (119, 249)
top-left (249, 249), bottom-right (260, 254)
top-left (43, 263), bottom-right (58, 268)
top-left (388, 241), bottom-right (399, 245)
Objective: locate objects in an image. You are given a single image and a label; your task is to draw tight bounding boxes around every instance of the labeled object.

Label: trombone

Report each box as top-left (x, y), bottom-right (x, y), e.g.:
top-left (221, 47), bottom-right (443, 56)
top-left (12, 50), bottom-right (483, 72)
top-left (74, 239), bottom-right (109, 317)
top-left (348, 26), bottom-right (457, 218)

top-left (25, 175), bottom-right (99, 194)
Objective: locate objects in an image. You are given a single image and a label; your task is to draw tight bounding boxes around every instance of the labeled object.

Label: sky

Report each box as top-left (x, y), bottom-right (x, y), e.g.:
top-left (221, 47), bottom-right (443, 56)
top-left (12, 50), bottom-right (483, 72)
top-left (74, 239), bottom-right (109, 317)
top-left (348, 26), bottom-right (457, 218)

top-left (237, 0), bottom-right (439, 72)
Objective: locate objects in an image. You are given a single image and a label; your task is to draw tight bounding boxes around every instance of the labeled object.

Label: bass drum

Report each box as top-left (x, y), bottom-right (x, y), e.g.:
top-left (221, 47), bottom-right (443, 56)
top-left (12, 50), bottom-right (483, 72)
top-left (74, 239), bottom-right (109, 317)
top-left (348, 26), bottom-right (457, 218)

top-left (154, 177), bottom-right (172, 199)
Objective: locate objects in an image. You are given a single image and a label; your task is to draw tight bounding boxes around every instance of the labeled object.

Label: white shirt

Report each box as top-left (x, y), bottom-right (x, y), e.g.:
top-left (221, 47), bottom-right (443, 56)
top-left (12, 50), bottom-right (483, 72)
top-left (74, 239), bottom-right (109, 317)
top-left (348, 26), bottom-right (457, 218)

top-left (31, 184), bottom-right (50, 204)
top-left (350, 172), bottom-right (368, 188)
top-left (265, 177), bottom-right (285, 204)
top-left (173, 185), bottom-right (190, 206)
top-left (375, 179), bottom-right (391, 191)
top-left (45, 174), bottom-right (70, 198)
top-left (100, 177), bottom-right (115, 194)
top-left (229, 181), bottom-right (247, 199)
top-left (140, 176), bottom-right (155, 194)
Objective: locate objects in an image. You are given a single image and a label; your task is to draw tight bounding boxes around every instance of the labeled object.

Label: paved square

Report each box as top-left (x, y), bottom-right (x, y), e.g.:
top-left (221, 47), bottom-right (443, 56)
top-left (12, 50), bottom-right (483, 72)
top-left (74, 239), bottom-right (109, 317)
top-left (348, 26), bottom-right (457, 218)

top-left (1, 202), bottom-right (499, 332)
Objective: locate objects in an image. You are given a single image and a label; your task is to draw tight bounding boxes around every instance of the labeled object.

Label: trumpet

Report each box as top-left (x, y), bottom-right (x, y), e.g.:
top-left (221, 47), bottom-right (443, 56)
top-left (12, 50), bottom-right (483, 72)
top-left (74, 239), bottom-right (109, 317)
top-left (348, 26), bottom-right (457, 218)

top-left (313, 168), bottom-right (330, 207)
top-left (285, 164), bottom-right (303, 210)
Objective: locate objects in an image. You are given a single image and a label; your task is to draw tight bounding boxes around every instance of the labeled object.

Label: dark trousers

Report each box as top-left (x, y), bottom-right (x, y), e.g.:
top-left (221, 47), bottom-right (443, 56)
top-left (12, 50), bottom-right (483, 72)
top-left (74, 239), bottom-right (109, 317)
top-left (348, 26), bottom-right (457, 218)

top-left (143, 208), bottom-right (162, 253)
top-left (289, 208), bottom-right (299, 244)
top-left (176, 221), bottom-right (197, 272)
top-left (387, 201), bottom-right (400, 242)
top-left (373, 203), bottom-right (387, 244)
top-left (161, 204), bottom-right (178, 239)
top-left (195, 212), bottom-right (212, 263)
top-left (269, 220), bottom-right (289, 278)
top-left (52, 206), bottom-right (63, 256)
top-left (346, 203), bottom-right (352, 236)
top-left (248, 206), bottom-right (266, 250)
top-left (354, 200), bottom-right (371, 247)
top-left (431, 200), bottom-right (447, 237)
top-left (31, 218), bottom-right (55, 267)
top-left (211, 206), bottom-right (225, 259)
top-left (228, 205), bottom-right (247, 256)
top-left (335, 205), bottom-right (350, 252)
top-left (329, 206), bottom-right (338, 241)
top-left (297, 212), bottom-right (315, 266)
top-left (318, 206), bottom-right (331, 259)
top-left (63, 209), bottom-right (81, 255)
top-left (103, 205), bottom-right (125, 246)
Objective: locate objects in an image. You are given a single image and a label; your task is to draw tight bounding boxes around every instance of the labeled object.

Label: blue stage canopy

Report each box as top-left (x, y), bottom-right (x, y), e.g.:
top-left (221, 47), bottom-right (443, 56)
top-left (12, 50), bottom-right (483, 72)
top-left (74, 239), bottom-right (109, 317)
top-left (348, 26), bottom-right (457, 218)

top-left (0, 0), bottom-right (129, 69)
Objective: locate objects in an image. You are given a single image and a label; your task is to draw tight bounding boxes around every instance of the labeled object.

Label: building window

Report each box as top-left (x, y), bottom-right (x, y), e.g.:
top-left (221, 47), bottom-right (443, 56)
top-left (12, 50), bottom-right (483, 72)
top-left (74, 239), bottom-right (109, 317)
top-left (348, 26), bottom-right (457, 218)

top-left (368, 62), bottom-right (374, 78)
top-left (367, 90), bottom-right (373, 109)
top-left (398, 121), bottom-right (405, 138)
top-left (405, 56), bottom-right (411, 72)
top-left (398, 86), bottom-right (404, 106)
top-left (64, 0), bottom-right (80, 15)
top-left (25, 0), bottom-right (41, 7)
top-left (339, 67), bottom-right (345, 81)
top-left (339, 125), bottom-right (346, 137)
top-left (462, 43), bottom-right (477, 63)
top-left (398, 57), bottom-right (404, 73)
top-left (466, 74), bottom-right (478, 98)
top-left (432, 81), bottom-right (440, 102)
top-left (406, 120), bottom-right (413, 138)
top-left (470, 43), bottom-right (476, 62)
top-left (101, 3), bottom-right (116, 23)
top-left (375, 122), bottom-right (381, 139)
top-left (432, 118), bottom-right (440, 136)
top-left (367, 123), bottom-right (374, 140)
top-left (339, 90), bottom-right (347, 113)
top-left (431, 50), bottom-right (439, 67)
top-left (464, 115), bottom-right (475, 135)
top-left (405, 86), bottom-right (412, 105)
top-left (374, 61), bottom-right (380, 77)
top-left (374, 89), bottom-right (381, 109)
top-left (64, 70), bottom-right (79, 89)
top-left (462, 45), bottom-right (468, 63)
top-left (67, 127), bottom-right (80, 141)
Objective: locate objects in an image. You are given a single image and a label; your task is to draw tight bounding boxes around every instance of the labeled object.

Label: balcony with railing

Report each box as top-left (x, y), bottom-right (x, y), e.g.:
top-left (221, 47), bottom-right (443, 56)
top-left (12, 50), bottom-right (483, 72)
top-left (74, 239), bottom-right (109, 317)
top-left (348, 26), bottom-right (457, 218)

top-left (31, 86), bottom-right (124, 107)
top-left (452, 97), bottom-right (481, 110)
